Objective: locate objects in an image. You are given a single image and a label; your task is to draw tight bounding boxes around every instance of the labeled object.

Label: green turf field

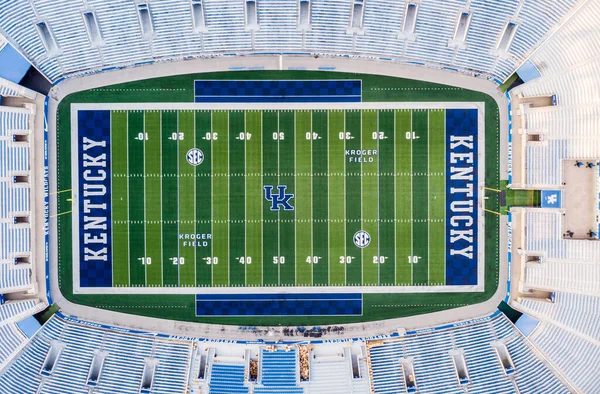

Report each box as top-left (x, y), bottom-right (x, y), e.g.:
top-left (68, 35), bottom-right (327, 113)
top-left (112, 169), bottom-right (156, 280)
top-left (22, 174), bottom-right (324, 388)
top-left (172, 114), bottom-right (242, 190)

top-left (77, 107), bottom-right (457, 290)
top-left (56, 70), bottom-right (501, 324)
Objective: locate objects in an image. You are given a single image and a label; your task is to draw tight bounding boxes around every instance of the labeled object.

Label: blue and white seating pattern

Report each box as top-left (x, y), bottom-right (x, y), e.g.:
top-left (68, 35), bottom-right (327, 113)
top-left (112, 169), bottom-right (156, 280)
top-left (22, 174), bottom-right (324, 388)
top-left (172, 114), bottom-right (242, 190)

top-left (522, 209), bottom-right (600, 294)
top-left (0, 300), bottom-right (42, 323)
top-left (0, 331), bottom-right (49, 394)
top-left (0, 183), bottom-right (29, 219)
top-left (529, 321), bottom-right (600, 394)
top-left (524, 258), bottom-right (600, 296)
top-left (520, 103), bottom-right (600, 188)
top-left (254, 347), bottom-right (303, 393)
top-left (209, 361), bottom-right (248, 394)
top-left (530, 0), bottom-right (600, 78)
top-left (0, 0), bottom-right (580, 82)
top-left (0, 263), bottom-right (30, 292)
top-left (0, 314), bottom-right (193, 394)
top-left (518, 292), bottom-right (600, 343)
top-left (0, 141), bottom-right (29, 177)
top-left (515, 57), bottom-right (600, 107)
top-left (308, 352), bottom-right (354, 394)
top-left (368, 313), bottom-right (567, 394)
top-left (0, 324), bottom-right (26, 367)
top-left (525, 140), bottom-right (566, 187)
top-left (259, 347), bottom-right (299, 388)
top-left (524, 210), bottom-right (600, 264)
top-left (0, 106), bottom-right (32, 292)
top-left (511, 1), bottom-right (600, 189)
top-left (0, 300), bottom-right (46, 371)
top-left (0, 78), bottom-right (22, 98)
top-left (0, 109), bottom-right (29, 137)
top-left (0, 224), bottom-right (29, 261)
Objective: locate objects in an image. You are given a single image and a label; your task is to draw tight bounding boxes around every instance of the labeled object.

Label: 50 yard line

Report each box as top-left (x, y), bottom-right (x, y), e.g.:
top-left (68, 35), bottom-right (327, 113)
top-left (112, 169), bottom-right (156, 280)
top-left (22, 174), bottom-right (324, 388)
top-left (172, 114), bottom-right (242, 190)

top-left (277, 111), bottom-right (281, 286)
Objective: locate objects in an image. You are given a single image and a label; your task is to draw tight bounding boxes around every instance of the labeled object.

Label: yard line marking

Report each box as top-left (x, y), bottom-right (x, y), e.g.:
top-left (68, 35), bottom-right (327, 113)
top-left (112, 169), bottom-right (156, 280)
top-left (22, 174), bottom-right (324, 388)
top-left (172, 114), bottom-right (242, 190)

top-left (443, 110), bottom-right (446, 286)
top-left (260, 111), bottom-right (264, 286)
top-left (143, 111), bottom-right (147, 286)
top-left (393, 110), bottom-right (397, 285)
top-left (49, 188), bottom-right (72, 195)
top-left (310, 110), bottom-right (313, 285)
top-left (294, 111), bottom-right (297, 286)
top-left (244, 111), bottom-right (247, 286)
top-left (176, 111), bottom-right (180, 286)
top-left (126, 111), bottom-right (131, 286)
top-left (327, 110), bottom-right (330, 286)
top-left (210, 111), bottom-right (214, 287)
top-left (427, 110), bottom-right (430, 286)
top-left (343, 110), bottom-right (347, 285)
top-left (277, 111), bottom-right (281, 286)
top-left (228, 111), bottom-right (231, 287)
top-left (194, 110), bottom-right (197, 287)
top-left (50, 210), bottom-right (72, 218)
top-left (360, 110), bottom-right (364, 287)
top-left (410, 110), bottom-right (414, 285)
top-left (377, 110), bottom-right (381, 286)
top-left (160, 110), bottom-right (164, 286)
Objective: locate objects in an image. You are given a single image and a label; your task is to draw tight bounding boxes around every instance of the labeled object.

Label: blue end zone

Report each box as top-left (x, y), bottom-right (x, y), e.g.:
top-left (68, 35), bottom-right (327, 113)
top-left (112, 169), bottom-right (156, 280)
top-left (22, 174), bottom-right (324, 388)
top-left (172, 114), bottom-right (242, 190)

top-left (446, 109), bottom-right (478, 285)
top-left (78, 110), bottom-right (113, 287)
top-left (195, 293), bottom-right (362, 316)
top-left (194, 80), bottom-right (361, 102)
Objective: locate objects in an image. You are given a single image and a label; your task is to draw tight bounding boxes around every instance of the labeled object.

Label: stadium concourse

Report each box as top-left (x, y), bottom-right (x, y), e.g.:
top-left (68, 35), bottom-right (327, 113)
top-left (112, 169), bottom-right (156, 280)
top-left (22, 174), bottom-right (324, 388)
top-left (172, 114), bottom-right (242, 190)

top-left (0, 0), bottom-right (599, 393)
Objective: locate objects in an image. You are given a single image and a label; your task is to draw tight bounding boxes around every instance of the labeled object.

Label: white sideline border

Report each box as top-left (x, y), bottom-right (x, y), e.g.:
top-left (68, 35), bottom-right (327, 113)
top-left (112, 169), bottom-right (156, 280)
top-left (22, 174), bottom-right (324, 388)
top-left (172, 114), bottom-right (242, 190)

top-left (70, 102), bottom-right (485, 295)
top-left (48, 55), bottom-right (508, 339)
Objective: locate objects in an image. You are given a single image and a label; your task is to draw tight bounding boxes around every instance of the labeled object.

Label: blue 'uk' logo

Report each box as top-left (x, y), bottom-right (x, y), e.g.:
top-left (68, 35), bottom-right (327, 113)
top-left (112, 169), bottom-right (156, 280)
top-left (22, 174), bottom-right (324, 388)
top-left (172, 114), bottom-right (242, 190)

top-left (264, 185), bottom-right (294, 211)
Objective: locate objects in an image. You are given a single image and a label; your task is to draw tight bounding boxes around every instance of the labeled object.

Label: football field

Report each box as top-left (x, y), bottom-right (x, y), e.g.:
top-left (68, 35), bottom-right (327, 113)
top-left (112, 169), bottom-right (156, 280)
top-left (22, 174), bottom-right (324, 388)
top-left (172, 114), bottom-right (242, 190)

top-left (71, 103), bottom-right (483, 293)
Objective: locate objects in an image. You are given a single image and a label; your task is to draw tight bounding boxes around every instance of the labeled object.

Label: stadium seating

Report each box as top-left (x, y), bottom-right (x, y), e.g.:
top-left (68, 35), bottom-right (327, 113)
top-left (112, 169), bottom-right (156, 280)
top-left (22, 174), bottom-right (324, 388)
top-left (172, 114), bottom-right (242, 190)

top-left (0, 314), bottom-right (192, 394)
top-left (529, 321), bottom-right (600, 393)
top-left (258, 347), bottom-right (299, 387)
top-left (2, 1), bottom-right (600, 393)
top-left (0, 299), bottom-right (46, 372)
top-left (518, 292), bottom-right (600, 342)
top-left (367, 313), bottom-right (567, 394)
top-left (208, 361), bottom-right (248, 394)
top-left (0, 105), bottom-right (32, 293)
top-left (0, 0), bottom-right (579, 82)
top-left (524, 259), bottom-right (600, 296)
top-left (529, 0), bottom-right (600, 77)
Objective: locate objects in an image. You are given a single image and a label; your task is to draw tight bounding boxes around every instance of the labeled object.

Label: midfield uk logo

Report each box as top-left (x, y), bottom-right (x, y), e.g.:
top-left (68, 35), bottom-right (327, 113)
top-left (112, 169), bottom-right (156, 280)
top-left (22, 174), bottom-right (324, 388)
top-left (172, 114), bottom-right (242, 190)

top-left (264, 185), bottom-right (294, 211)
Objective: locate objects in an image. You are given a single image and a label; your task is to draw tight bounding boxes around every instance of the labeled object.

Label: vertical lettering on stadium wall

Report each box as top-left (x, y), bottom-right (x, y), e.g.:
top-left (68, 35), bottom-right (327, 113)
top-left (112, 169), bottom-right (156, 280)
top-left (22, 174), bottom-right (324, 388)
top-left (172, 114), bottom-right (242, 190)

top-left (78, 110), bottom-right (113, 287)
top-left (445, 109), bottom-right (478, 286)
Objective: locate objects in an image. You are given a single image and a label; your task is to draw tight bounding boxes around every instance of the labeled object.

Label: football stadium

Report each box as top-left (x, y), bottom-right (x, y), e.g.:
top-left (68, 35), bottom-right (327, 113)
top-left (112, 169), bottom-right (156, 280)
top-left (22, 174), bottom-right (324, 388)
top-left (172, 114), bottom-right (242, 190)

top-left (0, 0), bottom-right (598, 393)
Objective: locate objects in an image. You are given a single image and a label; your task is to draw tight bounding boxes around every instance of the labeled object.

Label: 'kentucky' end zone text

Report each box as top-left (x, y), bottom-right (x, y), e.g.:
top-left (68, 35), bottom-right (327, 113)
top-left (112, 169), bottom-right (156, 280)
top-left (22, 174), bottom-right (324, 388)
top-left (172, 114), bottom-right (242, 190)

top-left (70, 102), bottom-right (485, 295)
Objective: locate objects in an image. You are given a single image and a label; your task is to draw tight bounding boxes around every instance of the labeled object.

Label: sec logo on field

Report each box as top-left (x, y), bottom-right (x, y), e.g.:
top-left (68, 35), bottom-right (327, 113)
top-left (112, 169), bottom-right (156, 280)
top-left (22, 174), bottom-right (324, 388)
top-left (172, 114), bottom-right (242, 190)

top-left (353, 230), bottom-right (371, 248)
top-left (186, 148), bottom-right (204, 166)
